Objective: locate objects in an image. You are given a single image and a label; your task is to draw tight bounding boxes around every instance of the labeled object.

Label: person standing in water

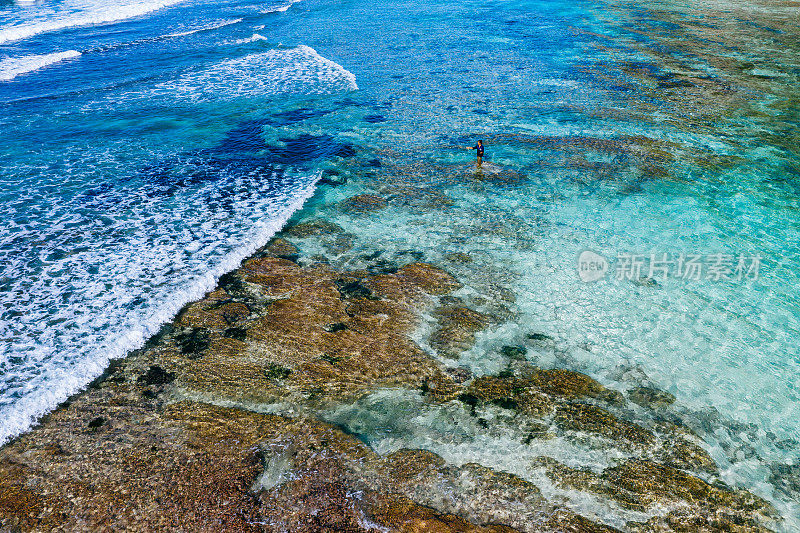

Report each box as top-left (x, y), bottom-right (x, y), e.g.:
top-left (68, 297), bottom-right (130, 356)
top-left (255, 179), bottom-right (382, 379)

top-left (467, 140), bottom-right (484, 168)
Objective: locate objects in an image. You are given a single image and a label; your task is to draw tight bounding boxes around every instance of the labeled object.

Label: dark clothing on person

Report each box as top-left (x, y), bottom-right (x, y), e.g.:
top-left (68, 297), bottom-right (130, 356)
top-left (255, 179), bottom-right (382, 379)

top-left (469, 141), bottom-right (485, 168)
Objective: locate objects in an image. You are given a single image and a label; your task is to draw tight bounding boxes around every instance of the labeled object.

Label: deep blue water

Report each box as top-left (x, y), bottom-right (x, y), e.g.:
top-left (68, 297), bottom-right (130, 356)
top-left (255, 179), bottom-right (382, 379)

top-left (1, 0), bottom-right (799, 527)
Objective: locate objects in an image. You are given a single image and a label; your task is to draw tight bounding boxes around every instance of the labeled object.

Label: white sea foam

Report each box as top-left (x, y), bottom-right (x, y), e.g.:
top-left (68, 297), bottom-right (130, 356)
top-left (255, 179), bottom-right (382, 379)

top-left (164, 18), bottom-right (242, 38)
top-left (143, 45), bottom-right (357, 102)
top-left (0, 50), bottom-right (81, 81)
top-left (0, 0), bottom-right (190, 45)
top-left (231, 33), bottom-right (268, 45)
top-left (0, 162), bottom-right (320, 446)
top-left (261, 0), bottom-right (303, 13)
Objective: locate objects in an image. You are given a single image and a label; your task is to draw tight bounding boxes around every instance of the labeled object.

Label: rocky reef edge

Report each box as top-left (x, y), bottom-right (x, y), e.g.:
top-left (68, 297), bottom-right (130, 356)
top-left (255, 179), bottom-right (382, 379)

top-left (0, 208), bottom-right (779, 532)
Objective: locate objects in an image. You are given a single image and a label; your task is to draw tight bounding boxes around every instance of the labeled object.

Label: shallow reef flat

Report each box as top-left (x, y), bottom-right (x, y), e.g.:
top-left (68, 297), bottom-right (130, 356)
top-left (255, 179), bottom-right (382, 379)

top-left (0, 202), bottom-right (780, 531)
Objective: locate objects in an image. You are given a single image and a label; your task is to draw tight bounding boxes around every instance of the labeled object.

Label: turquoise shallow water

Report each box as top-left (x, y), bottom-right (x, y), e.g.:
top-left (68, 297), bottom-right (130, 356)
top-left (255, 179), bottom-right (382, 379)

top-left (1, 0), bottom-right (799, 527)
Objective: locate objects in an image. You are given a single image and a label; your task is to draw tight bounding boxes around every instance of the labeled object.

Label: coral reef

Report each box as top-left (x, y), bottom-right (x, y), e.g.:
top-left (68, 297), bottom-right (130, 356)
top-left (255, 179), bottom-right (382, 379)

top-left (0, 232), bottom-right (777, 532)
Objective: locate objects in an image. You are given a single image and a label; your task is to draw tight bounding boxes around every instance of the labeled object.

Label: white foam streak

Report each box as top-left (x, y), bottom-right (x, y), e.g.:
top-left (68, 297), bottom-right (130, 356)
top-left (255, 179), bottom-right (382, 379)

top-left (0, 0), bottom-right (190, 45)
top-left (0, 50), bottom-right (81, 81)
top-left (261, 0), bottom-right (303, 13)
top-left (0, 175), bottom-right (319, 447)
top-left (146, 45), bottom-right (357, 102)
top-left (231, 33), bottom-right (268, 45)
top-left (164, 18), bottom-right (242, 38)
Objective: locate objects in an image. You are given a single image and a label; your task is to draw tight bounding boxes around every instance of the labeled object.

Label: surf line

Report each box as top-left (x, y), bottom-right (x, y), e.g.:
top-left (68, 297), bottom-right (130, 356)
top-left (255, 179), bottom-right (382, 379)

top-left (0, 50), bottom-right (82, 82)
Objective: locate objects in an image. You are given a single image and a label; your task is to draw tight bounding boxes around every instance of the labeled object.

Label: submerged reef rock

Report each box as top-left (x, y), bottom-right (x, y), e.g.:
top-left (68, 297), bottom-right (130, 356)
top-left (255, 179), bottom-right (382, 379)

top-left (628, 386), bottom-right (676, 409)
top-left (380, 185), bottom-right (455, 210)
top-left (171, 256), bottom-right (459, 406)
top-left (533, 457), bottom-right (774, 531)
top-left (395, 262), bottom-right (462, 295)
top-left (258, 237), bottom-right (300, 262)
top-left (281, 217), bottom-right (344, 237)
top-left (553, 403), bottom-right (656, 448)
top-left (379, 449), bottom-right (618, 533)
top-left (339, 193), bottom-right (389, 213)
top-left (0, 227), bottom-right (778, 532)
top-left (430, 305), bottom-right (492, 359)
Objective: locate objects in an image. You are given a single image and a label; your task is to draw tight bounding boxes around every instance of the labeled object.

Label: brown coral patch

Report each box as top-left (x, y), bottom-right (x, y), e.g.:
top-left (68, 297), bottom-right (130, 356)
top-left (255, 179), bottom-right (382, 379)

top-left (172, 256), bottom-right (462, 405)
top-left (259, 237), bottom-right (299, 260)
top-left (430, 305), bottom-right (492, 359)
top-left (379, 450), bottom-right (619, 533)
top-left (370, 496), bottom-right (521, 533)
top-left (554, 403), bottom-right (656, 447)
top-left (176, 288), bottom-right (236, 329)
top-left (395, 262), bottom-right (463, 295)
top-left (339, 193), bottom-right (389, 213)
top-left (281, 218), bottom-right (344, 237)
top-left (534, 456), bottom-right (775, 530)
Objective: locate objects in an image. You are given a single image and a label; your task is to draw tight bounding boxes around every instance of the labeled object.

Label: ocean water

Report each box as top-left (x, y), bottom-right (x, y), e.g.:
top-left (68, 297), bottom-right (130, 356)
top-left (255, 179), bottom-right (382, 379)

top-left (1, 0), bottom-right (799, 528)
top-left (0, 0), bottom-right (357, 442)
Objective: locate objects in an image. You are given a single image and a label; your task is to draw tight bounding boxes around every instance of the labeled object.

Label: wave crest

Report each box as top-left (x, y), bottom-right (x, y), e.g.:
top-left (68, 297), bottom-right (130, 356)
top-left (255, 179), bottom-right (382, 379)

top-left (0, 0), bottom-right (190, 45)
top-left (164, 18), bottom-right (242, 38)
top-left (0, 50), bottom-right (81, 82)
top-left (145, 45), bottom-right (358, 102)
